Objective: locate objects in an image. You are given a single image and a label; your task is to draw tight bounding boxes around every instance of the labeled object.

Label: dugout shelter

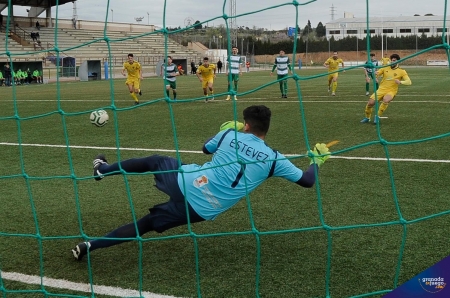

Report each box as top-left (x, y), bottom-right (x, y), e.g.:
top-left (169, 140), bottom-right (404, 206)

top-left (78, 60), bottom-right (101, 81)
top-left (7, 61), bottom-right (43, 82)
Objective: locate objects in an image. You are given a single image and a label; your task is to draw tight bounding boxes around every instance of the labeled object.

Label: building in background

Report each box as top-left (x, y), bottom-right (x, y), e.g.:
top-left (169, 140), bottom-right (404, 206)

top-left (326, 15), bottom-right (449, 40)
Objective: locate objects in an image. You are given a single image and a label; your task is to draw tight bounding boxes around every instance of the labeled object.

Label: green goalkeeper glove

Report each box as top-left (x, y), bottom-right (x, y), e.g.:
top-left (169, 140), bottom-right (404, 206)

top-left (220, 120), bottom-right (244, 132)
top-left (308, 143), bottom-right (331, 167)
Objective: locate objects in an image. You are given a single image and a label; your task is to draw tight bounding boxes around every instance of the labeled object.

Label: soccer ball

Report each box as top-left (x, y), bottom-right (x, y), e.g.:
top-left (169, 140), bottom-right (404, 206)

top-left (90, 110), bottom-right (109, 127)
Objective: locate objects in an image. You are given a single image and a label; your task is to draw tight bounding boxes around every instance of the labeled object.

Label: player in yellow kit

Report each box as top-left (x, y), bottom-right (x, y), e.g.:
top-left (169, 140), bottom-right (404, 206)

top-left (360, 53), bottom-right (412, 124)
top-left (323, 51), bottom-right (345, 96)
top-left (381, 54), bottom-right (391, 67)
top-left (122, 53), bottom-right (143, 105)
top-left (196, 57), bottom-right (216, 103)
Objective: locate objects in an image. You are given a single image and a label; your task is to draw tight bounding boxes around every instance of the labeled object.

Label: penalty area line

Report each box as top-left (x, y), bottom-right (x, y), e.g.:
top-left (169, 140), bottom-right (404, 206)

top-left (1, 271), bottom-right (180, 298)
top-left (1, 142), bottom-right (449, 163)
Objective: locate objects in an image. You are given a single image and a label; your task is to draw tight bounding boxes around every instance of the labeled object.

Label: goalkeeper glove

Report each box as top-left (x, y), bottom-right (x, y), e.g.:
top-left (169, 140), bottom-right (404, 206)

top-left (219, 120), bottom-right (244, 132)
top-left (308, 143), bottom-right (331, 167)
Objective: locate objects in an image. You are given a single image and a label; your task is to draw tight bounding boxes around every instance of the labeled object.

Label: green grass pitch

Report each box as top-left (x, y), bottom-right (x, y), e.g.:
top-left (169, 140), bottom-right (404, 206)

top-left (0, 67), bottom-right (449, 298)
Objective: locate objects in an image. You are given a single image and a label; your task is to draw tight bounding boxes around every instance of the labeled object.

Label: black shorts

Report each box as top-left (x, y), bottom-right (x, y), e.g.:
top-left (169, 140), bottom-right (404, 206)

top-left (147, 155), bottom-right (205, 233)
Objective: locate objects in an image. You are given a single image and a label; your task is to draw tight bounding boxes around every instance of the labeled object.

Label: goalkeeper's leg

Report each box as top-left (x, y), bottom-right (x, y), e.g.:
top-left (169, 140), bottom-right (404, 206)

top-left (88, 213), bottom-right (155, 251)
top-left (80, 201), bottom-right (204, 255)
top-left (95, 155), bottom-right (182, 180)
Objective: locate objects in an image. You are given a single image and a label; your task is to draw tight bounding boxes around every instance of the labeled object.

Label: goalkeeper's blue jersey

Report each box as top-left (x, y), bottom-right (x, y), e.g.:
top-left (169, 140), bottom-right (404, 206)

top-left (178, 129), bottom-right (303, 220)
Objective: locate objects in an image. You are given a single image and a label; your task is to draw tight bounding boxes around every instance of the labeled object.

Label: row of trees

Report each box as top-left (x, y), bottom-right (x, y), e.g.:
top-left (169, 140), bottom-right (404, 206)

top-left (193, 35), bottom-right (447, 55)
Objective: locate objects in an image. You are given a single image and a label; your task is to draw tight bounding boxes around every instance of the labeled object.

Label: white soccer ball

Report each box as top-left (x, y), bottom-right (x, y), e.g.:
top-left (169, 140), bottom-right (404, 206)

top-left (90, 110), bottom-right (109, 127)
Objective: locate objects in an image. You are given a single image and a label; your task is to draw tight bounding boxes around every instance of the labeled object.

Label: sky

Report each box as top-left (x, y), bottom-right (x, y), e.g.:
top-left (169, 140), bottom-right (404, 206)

top-left (4, 0), bottom-right (447, 30)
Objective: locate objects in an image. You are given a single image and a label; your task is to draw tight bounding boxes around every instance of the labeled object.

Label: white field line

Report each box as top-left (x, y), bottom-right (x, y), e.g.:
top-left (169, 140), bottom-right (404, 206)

top-left (1, 142), bottom-right (450, 163)
top-left (1, 271), bottom-right (179, 298)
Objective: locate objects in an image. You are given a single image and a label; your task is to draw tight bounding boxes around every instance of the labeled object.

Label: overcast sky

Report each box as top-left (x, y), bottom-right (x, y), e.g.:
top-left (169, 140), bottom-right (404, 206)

top-left (6, 0), bottom-right (447, 30)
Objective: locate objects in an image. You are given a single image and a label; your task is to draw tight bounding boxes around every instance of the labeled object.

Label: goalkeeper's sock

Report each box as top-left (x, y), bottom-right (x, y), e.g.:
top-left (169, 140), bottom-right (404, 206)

top-left (366, 82), bottom-right (369, 92)
top-left (332, 81), bottom-right (338, 92)
top-left (98, 155), bottom-right (165, 176)
top-left (166, 90), bottom-right (170, 97)
top-left (378, 102), bottom-right (389, 116)
top-left (283, 81), bottom-right (288, 95)
top-left (365, 104), bottom-right (374, 119)
top-left (279, 82), bottom-right (283, 94)
top-left (130, 92), bottom-right (138, 102)
top-left (89, 214), bottom-right (154, 251)
top-left (173, 90), bottom-right (177, 99)
top-left (234, 82), bottom-right (238, 92)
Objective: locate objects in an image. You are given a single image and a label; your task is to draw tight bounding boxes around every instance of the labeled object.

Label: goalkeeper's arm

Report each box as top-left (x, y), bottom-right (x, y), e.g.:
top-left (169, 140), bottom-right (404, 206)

top-left (202, 136), bottom-right (214, 154)
top-left (295, 164), bottom-right (318, 188)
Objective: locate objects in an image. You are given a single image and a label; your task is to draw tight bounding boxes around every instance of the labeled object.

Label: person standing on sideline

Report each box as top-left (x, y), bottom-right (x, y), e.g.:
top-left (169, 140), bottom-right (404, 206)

top-left (360, 54), bottom-right (411, 124)
top-left (4, 64), bottom-right (11, 86)
top-left (323, 51), bottom-right (345, 96)
top-left (71, 104), bottom-right (330, 261)
top-left (217, 59), bottom-right (223, 73)
top-left (35, 20), bottom-right (40, 30)
top-left (246, 61), bottom-right (250, 72)
top-left (196, 57), bottom-right (216, 103)
top-left (160, 56), bottom-right (179, 100)
top-left (270, 50), bottom-right (292, 98)
top-left (122, 53), bottom-right (143, 105)
top-left (190, 61), bottom-right (196, 74)
top-left (364, 53), bottom-right (379, 96)
top-left (225, 46), bottom-right (242, 101)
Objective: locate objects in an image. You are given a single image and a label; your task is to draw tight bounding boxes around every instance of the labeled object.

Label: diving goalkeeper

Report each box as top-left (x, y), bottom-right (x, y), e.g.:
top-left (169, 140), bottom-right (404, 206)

top-left (72, 105), bottom-right (330, 261)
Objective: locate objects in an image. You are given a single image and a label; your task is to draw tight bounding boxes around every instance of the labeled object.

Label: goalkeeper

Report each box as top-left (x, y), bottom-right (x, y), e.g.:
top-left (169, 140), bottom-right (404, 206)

top-left (72, 105), bottom-right (330, 261)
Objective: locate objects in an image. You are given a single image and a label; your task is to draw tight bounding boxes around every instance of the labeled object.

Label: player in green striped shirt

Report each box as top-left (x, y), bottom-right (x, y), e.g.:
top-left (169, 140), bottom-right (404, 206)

top-left (160, 56), bottom-right (179, 100)
top-left (270, 50), bottom-right (292, 98)
top-left (226, 46), bottom-right (242, 101)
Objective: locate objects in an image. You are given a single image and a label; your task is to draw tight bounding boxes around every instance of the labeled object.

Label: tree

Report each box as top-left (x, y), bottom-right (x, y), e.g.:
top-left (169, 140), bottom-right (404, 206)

top-left (316, 22), bottom-right (326, 38)
top-left (194, 20), bottom-right (202, 30)
top-left (302, 25), bottom-right (310, 36)
top-left (302, 20), bottom-right (312, 36)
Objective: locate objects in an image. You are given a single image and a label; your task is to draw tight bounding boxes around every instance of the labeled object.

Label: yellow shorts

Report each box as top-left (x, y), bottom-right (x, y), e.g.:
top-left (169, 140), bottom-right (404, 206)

top-left (370, 89), bottom-right (397, 101)
top-left (328, 73), bottom-right (338, 80)
top-left (125, 78), bottom-right (140, 90)
top-left (201, 78), bottom-right (214, 89)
